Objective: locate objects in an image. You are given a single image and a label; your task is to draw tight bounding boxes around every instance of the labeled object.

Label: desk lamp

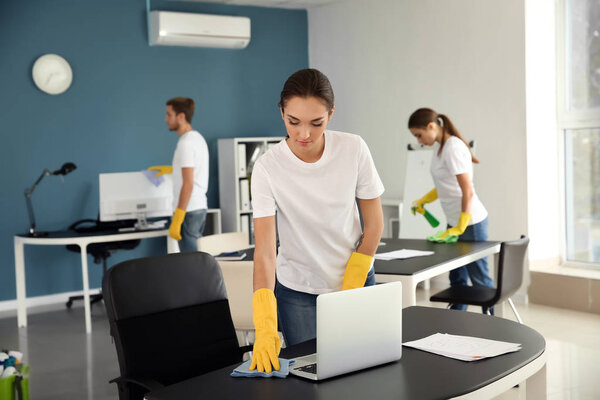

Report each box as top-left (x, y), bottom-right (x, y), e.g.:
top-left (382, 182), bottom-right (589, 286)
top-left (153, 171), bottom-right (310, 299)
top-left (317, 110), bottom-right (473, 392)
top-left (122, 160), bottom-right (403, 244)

top-left (24, 162), bottom-right (77, 237)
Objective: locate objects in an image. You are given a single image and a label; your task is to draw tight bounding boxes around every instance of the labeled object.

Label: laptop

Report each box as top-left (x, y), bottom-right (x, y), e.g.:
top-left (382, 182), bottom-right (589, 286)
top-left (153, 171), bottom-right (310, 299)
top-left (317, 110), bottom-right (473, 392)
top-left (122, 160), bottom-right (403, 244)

top-left (290, 281), bottom-right (403, 381)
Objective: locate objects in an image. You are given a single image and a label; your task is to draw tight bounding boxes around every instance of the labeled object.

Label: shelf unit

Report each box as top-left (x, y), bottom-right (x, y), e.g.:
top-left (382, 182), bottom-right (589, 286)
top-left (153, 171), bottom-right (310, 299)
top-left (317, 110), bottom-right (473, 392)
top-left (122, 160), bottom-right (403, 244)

top-left (218, 137), bottom-right (283, 243)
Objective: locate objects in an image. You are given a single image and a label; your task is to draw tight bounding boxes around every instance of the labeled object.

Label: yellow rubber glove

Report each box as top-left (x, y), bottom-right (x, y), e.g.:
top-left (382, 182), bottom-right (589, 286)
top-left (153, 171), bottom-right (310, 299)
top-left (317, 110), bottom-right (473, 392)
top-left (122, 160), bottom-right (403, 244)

top-left (249, 288), bottom-right (281, 373)
top-left (341, 252), bottom-right (373, 291)
top-left (169, 208), bottom-right (186, 240)
top-left (411, 188), bottom-right (438, 215)
top-left (148, 165), bottom-right (173, 177)
top-left (439, 212), bottom-right (472, 238)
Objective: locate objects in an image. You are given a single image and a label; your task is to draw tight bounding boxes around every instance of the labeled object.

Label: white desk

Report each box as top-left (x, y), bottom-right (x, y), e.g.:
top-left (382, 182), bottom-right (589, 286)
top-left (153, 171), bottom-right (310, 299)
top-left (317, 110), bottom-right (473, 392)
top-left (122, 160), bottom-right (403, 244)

top-left (14, 229), bottom-right (178, 334)
top-left (14, 209), bottom-right (222, 333)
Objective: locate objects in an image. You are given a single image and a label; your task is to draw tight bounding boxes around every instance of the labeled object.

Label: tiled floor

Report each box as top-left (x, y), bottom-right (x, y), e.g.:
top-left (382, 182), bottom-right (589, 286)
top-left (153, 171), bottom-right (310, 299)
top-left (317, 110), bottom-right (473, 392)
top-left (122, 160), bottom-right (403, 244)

top-left (1, 288), bottom-right (599, 399)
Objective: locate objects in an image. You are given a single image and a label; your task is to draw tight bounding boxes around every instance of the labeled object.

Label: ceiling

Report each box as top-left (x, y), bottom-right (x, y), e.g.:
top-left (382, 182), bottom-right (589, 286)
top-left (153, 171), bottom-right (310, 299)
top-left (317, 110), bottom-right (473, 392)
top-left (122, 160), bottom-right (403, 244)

top-left (176, 0), bottom-right (348, 9)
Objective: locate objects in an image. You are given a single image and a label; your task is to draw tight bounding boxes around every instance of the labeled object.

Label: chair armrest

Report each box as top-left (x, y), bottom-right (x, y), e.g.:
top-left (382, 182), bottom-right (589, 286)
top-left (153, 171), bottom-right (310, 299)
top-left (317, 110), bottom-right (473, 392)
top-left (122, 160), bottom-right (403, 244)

top-left (239, 345), bottom-right (253, 354)
top-left (109, 376), bottom-right (164, 392)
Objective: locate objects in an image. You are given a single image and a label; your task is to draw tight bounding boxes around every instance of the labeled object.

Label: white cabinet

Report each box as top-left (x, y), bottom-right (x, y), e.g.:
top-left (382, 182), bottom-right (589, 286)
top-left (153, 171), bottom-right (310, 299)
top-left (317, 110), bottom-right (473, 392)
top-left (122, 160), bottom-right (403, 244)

top-left (218, 137), bottom-right (283, 243)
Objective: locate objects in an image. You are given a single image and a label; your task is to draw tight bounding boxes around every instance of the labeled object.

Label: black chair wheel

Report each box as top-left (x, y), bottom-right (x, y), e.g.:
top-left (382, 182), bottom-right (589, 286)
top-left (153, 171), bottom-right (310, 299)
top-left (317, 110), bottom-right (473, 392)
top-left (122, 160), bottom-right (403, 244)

top-left (66, 300), bottom-right (73, 308)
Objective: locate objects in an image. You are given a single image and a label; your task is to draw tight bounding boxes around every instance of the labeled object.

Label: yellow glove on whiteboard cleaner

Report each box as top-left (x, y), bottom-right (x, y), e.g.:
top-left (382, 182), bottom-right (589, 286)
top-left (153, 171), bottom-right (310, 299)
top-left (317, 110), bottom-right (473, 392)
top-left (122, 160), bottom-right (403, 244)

top-left (148, 165), bottom-right (173, 177)
top-left (411, 188), bottom-right (438, 215)
top-left (169, 208), bottom-right (185, 241)
top-left (439, 212), bottom-right (472, 238)
top-left (249, 288), bottom-right (281, 373)
top-left (342, 252), bottom-right (373, 291)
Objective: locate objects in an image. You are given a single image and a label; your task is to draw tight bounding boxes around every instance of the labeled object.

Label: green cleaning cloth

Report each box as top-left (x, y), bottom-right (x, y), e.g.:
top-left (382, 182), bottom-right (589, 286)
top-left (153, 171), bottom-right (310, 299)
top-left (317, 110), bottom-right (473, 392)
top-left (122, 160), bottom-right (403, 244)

top-left (427, 230), bottom-right (459, 243)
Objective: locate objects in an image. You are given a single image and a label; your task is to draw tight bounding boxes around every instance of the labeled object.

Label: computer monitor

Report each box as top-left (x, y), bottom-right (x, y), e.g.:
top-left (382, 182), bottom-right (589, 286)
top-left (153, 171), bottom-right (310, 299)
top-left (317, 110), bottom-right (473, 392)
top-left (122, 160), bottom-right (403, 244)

top-left (99, 171), bottom-right (173, 229)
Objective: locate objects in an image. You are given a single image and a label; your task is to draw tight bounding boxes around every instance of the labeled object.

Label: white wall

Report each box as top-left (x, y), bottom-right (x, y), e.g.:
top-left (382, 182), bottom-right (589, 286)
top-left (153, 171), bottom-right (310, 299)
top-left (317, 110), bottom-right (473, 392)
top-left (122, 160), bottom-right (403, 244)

top-left (307, 0), bottom-right (528, 244)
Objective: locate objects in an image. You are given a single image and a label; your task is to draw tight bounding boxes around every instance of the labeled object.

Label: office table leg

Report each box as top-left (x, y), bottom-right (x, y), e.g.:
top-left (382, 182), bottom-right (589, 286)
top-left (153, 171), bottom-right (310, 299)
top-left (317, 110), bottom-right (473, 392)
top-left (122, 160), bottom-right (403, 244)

top-left (526, 362), bottom-right (547, 398)
top-left (14, 240), bottom-right (27, 328)
top-left (375, 275), bottom-right (417, 307)
top-left (167, 237), bottom-right (179, 254)
top-left (79, 247), bottom-right (92, 334)
top-left (403, 279), bottom-right (418, 307)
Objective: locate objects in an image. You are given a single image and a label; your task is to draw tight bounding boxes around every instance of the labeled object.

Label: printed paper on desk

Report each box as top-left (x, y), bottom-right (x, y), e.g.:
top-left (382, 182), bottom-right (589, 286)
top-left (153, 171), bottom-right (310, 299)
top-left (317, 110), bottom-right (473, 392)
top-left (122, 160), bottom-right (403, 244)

top-left (403, 333), bottom-right (521, 362)
top-left (374, 249), bottom-right (434, 260)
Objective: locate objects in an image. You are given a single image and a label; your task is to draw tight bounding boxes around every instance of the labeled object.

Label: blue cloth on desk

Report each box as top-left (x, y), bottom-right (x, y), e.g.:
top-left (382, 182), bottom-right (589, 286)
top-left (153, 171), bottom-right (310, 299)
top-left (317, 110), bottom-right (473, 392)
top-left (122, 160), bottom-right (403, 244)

top-left (142, 169), bottom-right (164, 187)
top-left (231, 359), bottom-right (295, 378)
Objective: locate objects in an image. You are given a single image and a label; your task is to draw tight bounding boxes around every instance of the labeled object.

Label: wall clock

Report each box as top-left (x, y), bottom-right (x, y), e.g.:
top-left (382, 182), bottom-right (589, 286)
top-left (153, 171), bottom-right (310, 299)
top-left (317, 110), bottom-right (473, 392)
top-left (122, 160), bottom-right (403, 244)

top-left (32, 54), bottom-right (73, 95)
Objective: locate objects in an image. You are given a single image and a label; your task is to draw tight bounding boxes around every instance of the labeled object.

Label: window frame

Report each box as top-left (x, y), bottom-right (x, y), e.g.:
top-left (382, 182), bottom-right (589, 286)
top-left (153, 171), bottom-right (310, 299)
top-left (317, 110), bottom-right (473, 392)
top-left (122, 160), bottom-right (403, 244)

top-left (557, 0), bottom-right (600, 268)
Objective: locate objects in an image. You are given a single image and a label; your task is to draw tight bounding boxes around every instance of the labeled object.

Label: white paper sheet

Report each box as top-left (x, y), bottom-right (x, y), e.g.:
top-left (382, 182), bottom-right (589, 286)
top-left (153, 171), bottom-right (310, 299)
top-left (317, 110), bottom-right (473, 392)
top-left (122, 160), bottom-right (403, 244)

top-left (374, 249), bottom-right (434, 260)
top-left (403, 333), bottom-right (521, 361)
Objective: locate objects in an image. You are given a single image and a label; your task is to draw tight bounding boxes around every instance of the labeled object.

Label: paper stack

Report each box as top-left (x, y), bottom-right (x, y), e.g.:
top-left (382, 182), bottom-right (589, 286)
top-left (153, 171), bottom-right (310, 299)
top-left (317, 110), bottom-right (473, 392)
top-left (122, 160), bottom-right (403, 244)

top-left (374, 249), bottom-right (434, 260)
top-left (403, 333), bottom-right (521, 361)
top-left (215, 251), bottom-right (247, 261)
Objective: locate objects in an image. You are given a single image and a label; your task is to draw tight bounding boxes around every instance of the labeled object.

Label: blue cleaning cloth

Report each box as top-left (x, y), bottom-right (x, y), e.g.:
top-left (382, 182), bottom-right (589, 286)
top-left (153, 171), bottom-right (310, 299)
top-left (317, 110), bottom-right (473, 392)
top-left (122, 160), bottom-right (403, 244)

top-left (142, 169), bottom-right (165, 187)
top-left (231, 358), bottom-right (295, 378)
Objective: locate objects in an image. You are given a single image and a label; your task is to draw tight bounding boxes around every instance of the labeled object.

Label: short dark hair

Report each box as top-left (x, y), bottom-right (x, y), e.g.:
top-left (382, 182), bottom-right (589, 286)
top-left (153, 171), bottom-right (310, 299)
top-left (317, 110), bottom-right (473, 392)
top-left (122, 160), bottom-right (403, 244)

top-left (166, 97), bottom-right (195, 123)
top-left (278, 69), bottom-right (334, 112)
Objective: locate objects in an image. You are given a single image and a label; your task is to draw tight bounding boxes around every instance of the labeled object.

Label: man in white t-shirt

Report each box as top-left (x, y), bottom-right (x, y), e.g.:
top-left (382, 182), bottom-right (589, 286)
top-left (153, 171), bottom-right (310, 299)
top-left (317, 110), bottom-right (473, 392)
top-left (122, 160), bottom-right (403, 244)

top-left (149, 97), bottom-right (209, 252)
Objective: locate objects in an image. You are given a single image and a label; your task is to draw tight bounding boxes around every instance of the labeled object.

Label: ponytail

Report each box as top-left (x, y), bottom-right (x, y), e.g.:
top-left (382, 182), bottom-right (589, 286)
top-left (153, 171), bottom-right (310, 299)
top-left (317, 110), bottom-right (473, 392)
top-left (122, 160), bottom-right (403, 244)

top-left (437, 114), bottom-right (479, 164)
top-left (408, 108), bottom-right (479, 164)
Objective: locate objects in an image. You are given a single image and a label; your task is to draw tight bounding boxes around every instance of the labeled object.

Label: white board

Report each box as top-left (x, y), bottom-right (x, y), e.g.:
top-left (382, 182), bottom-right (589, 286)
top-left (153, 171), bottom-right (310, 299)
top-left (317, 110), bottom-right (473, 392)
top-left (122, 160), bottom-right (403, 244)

top-left (399, 148), bottom-right (446, 239)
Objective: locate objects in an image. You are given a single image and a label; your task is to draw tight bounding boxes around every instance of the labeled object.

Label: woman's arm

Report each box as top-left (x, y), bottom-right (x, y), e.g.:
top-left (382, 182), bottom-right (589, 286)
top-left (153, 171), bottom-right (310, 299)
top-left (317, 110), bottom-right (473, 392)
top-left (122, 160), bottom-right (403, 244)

top-left (253, 215), bottom-right (278, 291)
top-left (456, 173), bottom-right (474, 214)
top-left (356, 197), bottom-right (384, 256)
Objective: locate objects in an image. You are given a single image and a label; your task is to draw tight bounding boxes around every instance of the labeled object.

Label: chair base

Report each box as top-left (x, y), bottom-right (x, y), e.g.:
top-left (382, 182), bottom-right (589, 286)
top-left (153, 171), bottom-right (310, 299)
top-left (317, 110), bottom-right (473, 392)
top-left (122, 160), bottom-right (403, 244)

top-left (66, 293), bottom-right (103, 309)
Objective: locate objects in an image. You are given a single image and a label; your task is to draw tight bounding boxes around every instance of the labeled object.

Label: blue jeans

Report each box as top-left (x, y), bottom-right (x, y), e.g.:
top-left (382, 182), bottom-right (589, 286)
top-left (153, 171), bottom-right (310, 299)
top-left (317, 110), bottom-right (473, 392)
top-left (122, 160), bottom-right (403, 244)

top-left (449, 217), bottom-right (495, 314)
top-left (275, 268), bottom-right (376, 347)
top-left (178, 209), bottom-right (207, 253)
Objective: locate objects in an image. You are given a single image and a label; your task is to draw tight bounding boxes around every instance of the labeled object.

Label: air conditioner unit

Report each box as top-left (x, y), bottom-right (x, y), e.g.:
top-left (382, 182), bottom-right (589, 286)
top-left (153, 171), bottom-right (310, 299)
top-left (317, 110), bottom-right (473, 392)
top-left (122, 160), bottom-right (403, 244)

top-left (149, 11), bottom-right (250, 49)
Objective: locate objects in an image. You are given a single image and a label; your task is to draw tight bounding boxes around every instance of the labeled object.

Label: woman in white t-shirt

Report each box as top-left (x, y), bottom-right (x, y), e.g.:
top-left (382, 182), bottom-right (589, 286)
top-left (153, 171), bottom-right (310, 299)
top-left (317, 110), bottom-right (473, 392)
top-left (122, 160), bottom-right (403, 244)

top-left (408, 107), bottom-right (494, 313)
top-left (248, 69), bottom-right (385, 374)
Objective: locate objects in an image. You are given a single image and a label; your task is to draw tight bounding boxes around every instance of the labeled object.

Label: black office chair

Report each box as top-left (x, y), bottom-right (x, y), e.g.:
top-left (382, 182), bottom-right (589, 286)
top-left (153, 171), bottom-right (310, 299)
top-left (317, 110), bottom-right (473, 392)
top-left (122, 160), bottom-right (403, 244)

top-left (102, 252), bottom-right (252, 400)
top-left (65, 218), bottom-right (140, 308)
top-left (429, 235), bottom-right (529, 323)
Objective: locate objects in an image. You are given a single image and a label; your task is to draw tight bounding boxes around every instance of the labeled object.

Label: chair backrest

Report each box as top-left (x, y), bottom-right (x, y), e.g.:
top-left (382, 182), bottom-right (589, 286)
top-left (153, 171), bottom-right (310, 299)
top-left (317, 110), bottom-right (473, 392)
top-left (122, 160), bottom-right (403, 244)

top-left (218, 261), bottom-right (254, 330)
top-left (197, 232), bottom-right (249, 256)
top-left (102, 252), bottom-right (241, 391)
top-left (494, 235), bottom-right (529, 304)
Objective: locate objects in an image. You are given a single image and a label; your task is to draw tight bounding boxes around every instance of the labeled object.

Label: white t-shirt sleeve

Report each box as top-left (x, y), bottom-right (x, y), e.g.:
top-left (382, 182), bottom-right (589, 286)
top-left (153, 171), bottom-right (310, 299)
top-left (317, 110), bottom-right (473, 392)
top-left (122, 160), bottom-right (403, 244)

top-left (251, 162), bottom-right (276, 218)
top-left (444, 138), bottom-right (472, 176)
top-left (355, 137), bottom-right (385, 199)
top-left (176, 140), bottom-right (195, 168)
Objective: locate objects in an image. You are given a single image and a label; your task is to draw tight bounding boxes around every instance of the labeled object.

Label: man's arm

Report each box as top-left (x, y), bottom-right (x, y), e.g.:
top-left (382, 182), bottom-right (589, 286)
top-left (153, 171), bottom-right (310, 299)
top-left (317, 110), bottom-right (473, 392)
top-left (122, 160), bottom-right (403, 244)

top-left (177, 167), bottom-right (194, 210)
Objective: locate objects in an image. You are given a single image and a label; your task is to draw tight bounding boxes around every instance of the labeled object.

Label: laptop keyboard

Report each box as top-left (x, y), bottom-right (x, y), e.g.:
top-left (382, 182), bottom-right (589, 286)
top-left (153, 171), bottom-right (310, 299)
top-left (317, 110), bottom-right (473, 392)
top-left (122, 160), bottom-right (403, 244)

top-left (294, 363), bottom-right (317, 374)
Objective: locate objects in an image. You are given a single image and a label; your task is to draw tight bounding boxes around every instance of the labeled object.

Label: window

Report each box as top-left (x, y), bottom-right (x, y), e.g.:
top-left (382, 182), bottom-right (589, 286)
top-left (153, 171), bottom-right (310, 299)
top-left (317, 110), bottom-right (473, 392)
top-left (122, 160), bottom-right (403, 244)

top-left (560, 0), bottom-right (600, 265)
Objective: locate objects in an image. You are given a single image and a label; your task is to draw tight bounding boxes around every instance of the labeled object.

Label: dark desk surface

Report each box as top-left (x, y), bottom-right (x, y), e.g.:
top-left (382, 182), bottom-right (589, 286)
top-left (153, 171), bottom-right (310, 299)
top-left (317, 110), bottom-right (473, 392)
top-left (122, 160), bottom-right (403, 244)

top-left (15, 227), bottom-right (167, 239)
top-left (235, 238), bottom-right (500, 277)
top-left (374, 238), bottom-right (500, 276)
top-left (146, 306), bottom-right (545, 400)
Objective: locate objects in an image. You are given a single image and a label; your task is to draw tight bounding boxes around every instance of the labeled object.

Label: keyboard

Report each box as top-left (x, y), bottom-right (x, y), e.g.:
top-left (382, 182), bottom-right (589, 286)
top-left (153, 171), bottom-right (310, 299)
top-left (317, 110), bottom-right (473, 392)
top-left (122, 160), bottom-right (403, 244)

top-left (294, 363), bottom-right (317, 374)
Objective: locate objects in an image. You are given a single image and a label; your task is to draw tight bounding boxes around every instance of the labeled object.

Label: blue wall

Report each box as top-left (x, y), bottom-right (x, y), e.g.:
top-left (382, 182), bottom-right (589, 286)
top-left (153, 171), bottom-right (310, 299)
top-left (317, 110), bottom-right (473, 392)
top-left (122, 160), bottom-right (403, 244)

top-left (0, 0), bottom-right (307, 301)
